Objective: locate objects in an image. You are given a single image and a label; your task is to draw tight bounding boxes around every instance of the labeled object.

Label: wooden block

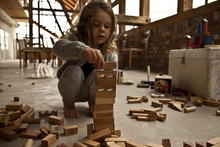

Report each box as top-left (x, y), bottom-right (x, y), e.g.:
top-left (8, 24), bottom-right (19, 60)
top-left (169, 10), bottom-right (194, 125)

top-left (7, 118), bottom-right (22, 127)
top-left (111, 135), bottom-right (118, 138)
top-left (151, 101), bottom-right (163, 108)
top-left (114, 127), bottom-right (121, 137)
top-left (216, 110), bottom-right (220, 116)
top-left (27, 111), bottom-right (35, 118)
top-left (159, 99), bottom-right (171, 104)
top-left (94, 124), bottom-right (115, 132)
top-left (127, 96), bottom-right (142, 100)
top-left (137, 116), bottom-right (149, 121)
top-left (196, 142), bottom-right (206, 147)
top-left (87, 123), bottom-right (93, 137)
top-left (52, 125), bottom-right (58, 131)
top-left (170, 103), bottom-right (182, 112)
top-left (162, 139), bottom-right (171, 147)
top-left (73, 141), bottom-right (88, 147)
top-left (94, 118), bottom-right (114, 125)
top-left (94, 104), bottom-right (113, 111)
top-left (6, 104), bottom-right (23, 111)
top-left (9, 111), bottom-right (21, 121)
top-left (189, 96), bottom-right (203, 102)
top-left (39, 110), bottom-right (58, 116)
top-left (0, 128), bottom-right (17, 141)
top-left (20, 105), bottom-right (31, 114)
top-left (40, 125), bottom-right (51, 134)
top-left (95, 62), bottom-right (116, 69)
top-left (148, 111), bottom-right (158, 121)
top-left (93, 110), bottom-right (114, 119)
top-left (184, 106), bottom-right (196, 113)
top-left (116, 142), bottom-right (126, 147)
top-left (51, 130), bottom-right (59, 139)
top-left (132, 113), bottom-right (148, 118)
top-left (129, 109), bottom-right (145, 116)
top-left (141, 108), bottom-right (162, 113)
top-left (48, 115), bottom-right (64, 125)
top-left (0, 114), bottom-right (10, 127)
top-left (0, 88), bottom-right (4, 92)
top-left (42, 134), bottom-right (56, 147)
top-left (183, 141), bottom-right (194, 147)
top-left (175, 97), bottom-right (188, 104)
top-left (84, 139), bottom-right (100, 147)
top-left (204, 100), bottom-right (220, 107)
top-left (89, 128), bottom-right (111, 142)
top-left (19, 131), bottom-right (40, 139)
top-left (212, 142), bottom-right (220, 147)
top-left (96, 85), bottom-right (116, 98)
top-left (146, 142), bottom-right (163, 147)
top-left (6, 125), bottom-right (19, 131)
top-left (24, 139), bottom-right (33, 147)
top-left (14, 97), bottom-right (19, 101)
top-left (206, 137), bottom-right (220, 147)
top-left (126, 140), bottom-right (147, 147)
top-left (32, 129), bottom-right (41, 137)
top-left (127, 99), bottom-right (142, 103)
top-left (95, 98), bottom-right (115, 104)
top-left (168, 101), bottom-right (185, 108)
top-left (18, 123), bottom-right (28, 134)
top-left (96, 70), bottom-right (117, 85)
top-left (195, 100), bottom-right (203, 106)
top-left (142, 96), bottom-right (148, 102)
top-left (22, 118), bottom-right (41, 124)
top-left (64, 125), bottom-right (78, 136)
top-left (57, 143), bottom-right (70, 147)
top-left (32, 82), bottom-right (35, 85)
top-left (157, 114), bottom-right (166, 121)
top-left (0, 82), bottom-right (4, 85)
top-left (106, 142), bottom-right (121, 147)
top-left (21, 108), bottom-right (34, 119)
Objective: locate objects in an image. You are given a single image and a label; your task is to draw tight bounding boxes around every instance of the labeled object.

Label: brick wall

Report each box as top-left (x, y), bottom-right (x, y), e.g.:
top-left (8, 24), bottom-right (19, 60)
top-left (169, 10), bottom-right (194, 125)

top-left (117, 9), bottom-right (220, 72)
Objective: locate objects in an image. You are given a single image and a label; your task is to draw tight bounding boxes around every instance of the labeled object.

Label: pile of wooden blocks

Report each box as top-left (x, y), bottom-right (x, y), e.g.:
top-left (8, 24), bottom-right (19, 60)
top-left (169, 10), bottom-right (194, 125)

top-left (127, 95), bottom-right (148, 103)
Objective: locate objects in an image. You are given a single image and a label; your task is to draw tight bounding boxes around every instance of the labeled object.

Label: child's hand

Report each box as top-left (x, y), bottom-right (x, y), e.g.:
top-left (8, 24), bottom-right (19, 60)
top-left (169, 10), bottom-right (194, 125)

top-left (82, 48), bottom-right (105, 68)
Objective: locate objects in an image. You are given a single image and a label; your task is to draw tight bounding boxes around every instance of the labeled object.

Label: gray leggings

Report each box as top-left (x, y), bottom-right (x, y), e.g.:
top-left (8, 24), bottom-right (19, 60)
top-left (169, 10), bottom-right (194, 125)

top-left (58, 65), bottom-right (95, 107)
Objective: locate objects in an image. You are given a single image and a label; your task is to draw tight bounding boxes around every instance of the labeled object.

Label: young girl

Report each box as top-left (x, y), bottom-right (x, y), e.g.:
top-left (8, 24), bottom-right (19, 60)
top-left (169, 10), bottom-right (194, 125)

top-left (53, 0), bottom-right (118, 118)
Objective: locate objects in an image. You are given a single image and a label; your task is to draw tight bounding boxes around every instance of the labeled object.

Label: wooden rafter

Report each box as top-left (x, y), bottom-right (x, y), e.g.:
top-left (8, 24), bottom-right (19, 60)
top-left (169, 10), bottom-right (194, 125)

top-left (58, 0), bottom-right (72, 27)
top-left (116, 14), bottom-right (151, 26)
top-left (112, 0), bottom-right (119, 8)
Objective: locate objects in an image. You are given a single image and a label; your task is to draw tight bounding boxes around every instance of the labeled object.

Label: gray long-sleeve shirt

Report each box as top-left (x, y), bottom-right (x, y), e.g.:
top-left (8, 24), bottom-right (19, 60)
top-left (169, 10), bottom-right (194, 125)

top-left (53, 35), bottom-right (118, 78)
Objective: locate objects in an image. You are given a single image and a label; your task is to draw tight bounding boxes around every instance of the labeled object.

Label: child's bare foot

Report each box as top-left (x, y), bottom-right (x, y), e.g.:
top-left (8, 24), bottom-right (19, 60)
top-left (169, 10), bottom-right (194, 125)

top-left (64, 105), bottom-right (80, 118)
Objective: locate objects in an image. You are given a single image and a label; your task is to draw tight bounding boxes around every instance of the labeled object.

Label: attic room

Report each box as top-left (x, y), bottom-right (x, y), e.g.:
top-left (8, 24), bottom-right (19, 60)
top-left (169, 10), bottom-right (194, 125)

top-left (0, 0), bottom-right (220, 147)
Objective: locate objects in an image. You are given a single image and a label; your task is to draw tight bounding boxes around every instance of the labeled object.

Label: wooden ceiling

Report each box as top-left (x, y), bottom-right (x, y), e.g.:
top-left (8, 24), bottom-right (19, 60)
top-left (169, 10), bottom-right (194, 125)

top-left (56, 0), bottom-right (78, 11)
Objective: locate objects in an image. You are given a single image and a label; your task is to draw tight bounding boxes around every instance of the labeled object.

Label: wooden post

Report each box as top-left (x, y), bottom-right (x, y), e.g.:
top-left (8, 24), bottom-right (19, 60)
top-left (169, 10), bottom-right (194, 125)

top-left (177, 0), bottom-right (193, 13)
top-left (119, 0), bottom-right (125, 33)
top-left (139, 0), bottom-right (150, 18)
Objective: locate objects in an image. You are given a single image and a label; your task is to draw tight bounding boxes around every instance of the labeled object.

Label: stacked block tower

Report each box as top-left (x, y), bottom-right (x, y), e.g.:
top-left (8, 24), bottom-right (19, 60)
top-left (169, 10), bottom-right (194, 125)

top-left (93, 62), bottom-right (117, 132)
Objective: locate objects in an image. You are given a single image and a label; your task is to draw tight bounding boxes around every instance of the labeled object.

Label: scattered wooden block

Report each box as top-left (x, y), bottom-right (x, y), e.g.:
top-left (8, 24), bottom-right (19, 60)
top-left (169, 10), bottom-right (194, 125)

top-left (0, 88), bottom-right (4, 92)
top-left (106, 142), bottom-right (121, 147)
top-left (151, 101), bottom-right (163, 108)
top-left (126, 140), bottom-right (147, 147)
top-left (39, 110), bottom-right (58, 116)
top-left (183, 141), bottom-right (194, 147)
top-left (64, 125), bottom-right (78, 136)
top-left (146, 142), bottom-right (163, 147)
top-left (169, 102), bottom-right (182, 112)
top-left (195, 100), bottom-right (203, 106)
top-left (157, 113), bottom-right (167, 121)
top-left (87, 123), bottom-right (93, 137)
top-left (89, 128), bottom-right (111, 142)
top-left (20, 105), bottom-right (31, 114)
top-left (175, 97), bottom-right (188, 104)
top-left (57, 143), bottom-right (70, 147)
top-left (51, 130), bottom-right (59, 139)
top-left (184, 106), bottom-right (196, 113)
top-left (6, 125), bottom-right (19, 131)
top-left (111, 135), bottom-right (118, 138)
top-left (0, 82), bottom-right (4, 85)
top-left (141, 108), bottom-right (162, 113)
top-left (94, 118), bottom-right (114, 125)
top-left (204, 100), bottom-right (220, 107)
top-left (26, 111), bottom-right (35, 118)
top-left (14, 97), bottom-right (19, 101)
top-left (6, 104), bottom-right (23, 111)
top-left (94, 124), bottom-right (115, 132)
top-left (22, 118), bottom-right (41, 124)
top-left (19, 131), bottom-right (40, 139)
top-left (105, 138), bottom-right (127, 142)
top-left (162, 139), bottom-right (171, 147)
top-left (48, 115), bottom-right (64, 125)
top-left (94, 104), bottom-right (113, 111)
top-left (216, 110), bottom-right (220, 116)
top-left (95, 98), bottom-right (115, 104)
top-left (93, 110), bottom-right (114, 119)
top-left (151, 93), bottom-right (165, 98)
top-left (212, 142), bottom-right (220, 147)
top-left (73, 141), bottom-right (88, 147)
top-left (9, 111), bottom-right (21, 121)
top-left (127, 99), bottom-right (142, 103)
top-left (116, 142), bottom-right (126, 147)
top-left (40, 125), bottom-right (51, 134)
top-left (142, 96), bottom-right (148, 102)
top-left (0, 114), bottom-right (10, 128)
top-left (114, 127), bottom-right (121, 137)
top-left (159, 99), bottom-right (171, 104)
top-left (0, 128), bottom-right (17, 141)
top-left (8, 84), bottom-right (12, 87)
top-left (137, 116), bottom-right (149, 121)
top-left (127, 96), bottom-right (141, 100)
top-left (24, 139), bottom-right (33, 147)
top-left (84, 139), bottom-right (100, 147)
top-left (206, 136), bottom-right (220, 147)
top-left (51, 125), bottom-right (58, 131)
top-left (168, 101), bottom-right (185, 108)
top-left (21, 108), bottom-right (34, 119)
top-left (32, 82), bottom-right (35, 85)
top-left (41, 134), bottom-right (56, 147)
top-left (7, 117), bottom-right (22, 127)
top-left (132, 113), bottom-right (148, 118)
top-left (18, 123), bottom-right (28, 134)
top-left (196, 142), bottom-right (206, 147)
top-left (95, 62), bottom-right (116, 69)
top-left (129, 109), bottom-right (145, 116)
top-left (147, 112), bottom-right (158, 121)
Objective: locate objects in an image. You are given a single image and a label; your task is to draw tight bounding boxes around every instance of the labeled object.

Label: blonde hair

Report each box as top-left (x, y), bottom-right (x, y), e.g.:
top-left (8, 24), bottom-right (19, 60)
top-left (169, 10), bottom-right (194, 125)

top-left (68, 0), bottom-right (118, 56)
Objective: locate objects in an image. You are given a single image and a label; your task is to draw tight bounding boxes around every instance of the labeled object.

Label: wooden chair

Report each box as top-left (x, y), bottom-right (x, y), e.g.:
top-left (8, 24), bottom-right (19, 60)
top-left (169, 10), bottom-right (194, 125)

top-left (120, 30), bottom-right (151, 70)
top-left (17, 38), bottom-right (43, 69)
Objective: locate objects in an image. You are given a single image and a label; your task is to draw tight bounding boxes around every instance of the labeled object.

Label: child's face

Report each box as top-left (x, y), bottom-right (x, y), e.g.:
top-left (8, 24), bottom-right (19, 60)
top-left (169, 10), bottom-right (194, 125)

top-left (92, 9), bottom-right (112, 47)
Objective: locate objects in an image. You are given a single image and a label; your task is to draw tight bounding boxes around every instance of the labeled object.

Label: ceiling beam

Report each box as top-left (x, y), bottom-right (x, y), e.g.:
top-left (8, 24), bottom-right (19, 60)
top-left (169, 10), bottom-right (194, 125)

top-left (23, 7), bottom-right (80, 13)
top-left (116, 14), bottom-right (151, 26)
top-left (111, 0), bottom-right (119, 8)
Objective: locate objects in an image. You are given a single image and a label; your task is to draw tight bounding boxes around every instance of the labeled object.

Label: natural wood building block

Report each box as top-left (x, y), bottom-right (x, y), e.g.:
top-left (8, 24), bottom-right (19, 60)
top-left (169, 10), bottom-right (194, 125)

top-left (114, 127), bottom-right (121, 137)
top-left (175, 97), bottom-right (188, 104)
top-left (195, 100), bottom-right (203, 106)
top-left (6, 104), bottom-right (23, 111)
top-left (0, 88), bottom-right (4, 92)
top-left (116, 142), bottom-right (126, 147)
top-left (96, 70), bottom-right (117, 85)
top-left (126, 140), bottom-right (147, 147)
top-left (87, 123), bottom-right (93, 137)
top-left (94, 124), bottom-right (115, 132)
top-left (142, 108), bottom-right (162, 113)
top-left (95, 62), bottom-right (116, 69)
top-left (19, 131), bottom-right (40, 139)
top-left (216, 110), bottom-right (220, 116)
top-left (96, 85), bottom-right (116, 98)
top-left (93, 110), bottom-right (114, 119)
top-left (24, 139), bottom-right (33, 147)
top-left (127, 96), bottom-right (141, 100)
top-left (51, 125), bottom-right (58, 131)
top-left (162, 139), bottom-right (171, 147)
top-left (14, 97), bottom-right (19, 101)
top-left (94, 104), bottom-right (113, 111)
top-left (27, 111), bottom-right (35, 118)
top-left (184, 106), bottom-right (196, 113)
top-left (9, 111), bottom-right (21, 121)
top-left (204, 100), bottom-right (220, 107)
top-left (183, 141), bottom-right (194, 147)
top-left (64, 125), bottom-right (78, 136)
top-left (51, 130), bottom-right (59, 139)
top-left (127, 99), bottom-right (142, 103)
top-left (40, 125), bottom-right (51, 134)
top-left (39, 110), bottom-right (58, 116)
top-left (18, 123), bottom-right (28, 134)
top-left (20, 105), bottom-right (31, 114)
top-left (73, 141), bottom-right (88, 147)
top-left (22, 118), bottom-right (41, 124)
top-left (7, 117), bottom-right (22, 127)
top-left (142, 96), bottom-right (148, 102)
top-left (95, 98), bottom-right (115, 104)
top-left (94, 118), bottom-right (114, 125)
top-left (170, 103), bottom-right (182, 112)
top-left (157, 114), bottom-right (166, 121)
top-left (111, 135), bottom-right (118, 138)
top-left (0, 114), bottom-right (10, 127)
top-left (159, 99), bottom-right (171, 104)
top-left (146, 111), bottom-right (157, 121)
top-left (151, 101), bottom-right (163, 108)
top-left (105, 138), bottom-right (127, 142)
top-left (168, 101), bottom-right (185, 108)
top-left (32, 129), bottom-right (41, 136)
top-left (0, 128), bottom-right (18, 141)
top-left (196, 142), bottom-right (206, 147)
top-left (129, 109), bottom-right (145, 116)
top-left (48, 115), bottom-right (64, 125)
top-left (84, 139), bottom-right (100, 147)
top-left (106, 142), bottom-right (121, 147)
top-left (21, 108), bottom-right (34, 119)
top-left (206, 137), bottom-right (220, 147)
top-left (41, 134), bottom-right (56, 147)
top-left (146, 142), bottom-right (163, 147)
top-left (89, 128), bottom-right (111, 142)
top-left (212, 142), bottom-right (220, 147)
top-left (0, 82), bottom-right (4, 85)
top-left (6, 125), bottom-right (19, 131)
top-left (189, 96), bottom-right (203, 102)
top-left (57, 143), bottom-right (70, 147)
top-left (132, 113), bottom-right (148, 118)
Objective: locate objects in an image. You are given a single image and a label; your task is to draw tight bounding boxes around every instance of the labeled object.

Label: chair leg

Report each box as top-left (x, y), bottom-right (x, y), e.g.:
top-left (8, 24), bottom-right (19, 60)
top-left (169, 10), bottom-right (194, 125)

top-left (34, 52), bottom-right (37, 68)
top-left (19, 52), bottom-right (22, 68)
top-left (129, 50), bottom-right (132, 70)
top-left (23, 52), bottom-right (26, 69)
